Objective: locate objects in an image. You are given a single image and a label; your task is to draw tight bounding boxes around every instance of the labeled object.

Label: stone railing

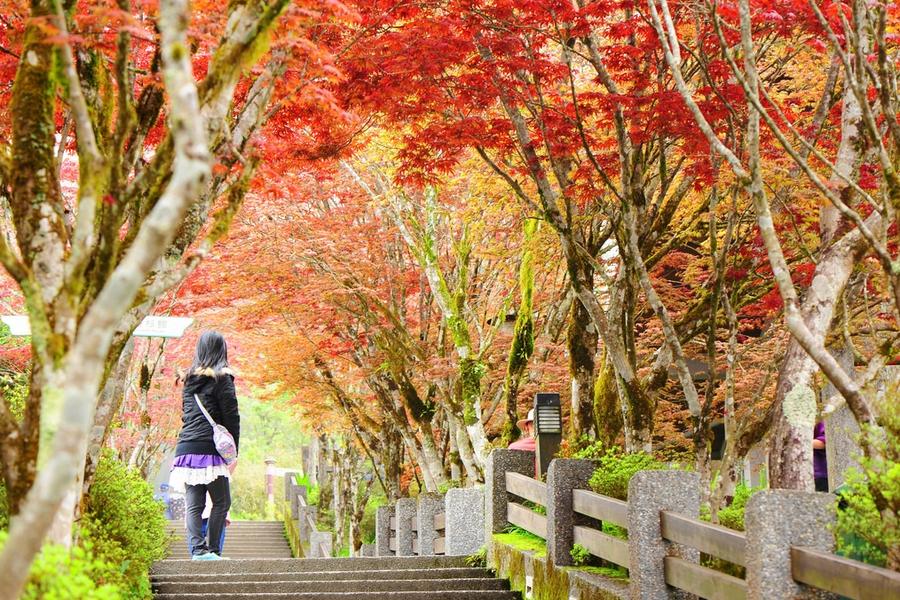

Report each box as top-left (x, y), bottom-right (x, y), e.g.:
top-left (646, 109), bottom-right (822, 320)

top-left (488, 449), bottom-right (900, 600)
top-left (364, 488), bottom-right (485, 557)
top-left (280, 470), bottom-right (333, 558)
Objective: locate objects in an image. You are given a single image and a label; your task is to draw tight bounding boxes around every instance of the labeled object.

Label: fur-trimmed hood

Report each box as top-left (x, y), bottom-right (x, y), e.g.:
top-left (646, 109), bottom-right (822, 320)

top-left (192, 366), bottom-right (236, 378)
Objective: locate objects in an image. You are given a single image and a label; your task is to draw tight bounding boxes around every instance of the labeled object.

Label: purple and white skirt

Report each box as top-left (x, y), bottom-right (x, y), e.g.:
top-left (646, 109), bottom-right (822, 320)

top-left (169, 453), bottom-right (230, 492)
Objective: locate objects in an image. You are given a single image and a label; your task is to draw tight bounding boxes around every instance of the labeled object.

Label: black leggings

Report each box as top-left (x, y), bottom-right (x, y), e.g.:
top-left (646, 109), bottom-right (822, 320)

top-left (185, 476), bottom-right (231, 555)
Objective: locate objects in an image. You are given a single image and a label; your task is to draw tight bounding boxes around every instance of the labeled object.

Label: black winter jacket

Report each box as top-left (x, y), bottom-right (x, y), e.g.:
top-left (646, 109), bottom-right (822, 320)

top-left (175, 369), bottom-right (240, 457)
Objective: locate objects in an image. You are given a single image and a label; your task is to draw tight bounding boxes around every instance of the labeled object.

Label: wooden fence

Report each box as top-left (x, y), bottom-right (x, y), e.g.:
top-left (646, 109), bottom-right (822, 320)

top-left (499, 459), bottom-right (899, 600)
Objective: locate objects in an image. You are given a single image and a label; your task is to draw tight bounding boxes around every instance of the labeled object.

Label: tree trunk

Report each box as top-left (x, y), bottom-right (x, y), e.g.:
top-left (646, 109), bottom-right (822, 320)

top-left (568, 286), bottom-right (598, 438)
top-left (593, 356), bottom-right (623, 447)
top-left (81, 337), bottom-right (134, 503)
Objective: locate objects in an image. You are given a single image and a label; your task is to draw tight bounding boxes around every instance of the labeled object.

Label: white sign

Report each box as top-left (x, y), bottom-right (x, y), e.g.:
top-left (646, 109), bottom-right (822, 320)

top-left (0, 316), bottom-right (31, 336)
top-left (2, 315), bottom-right (194, 338)
top-left (132, 316), bottom-right (194, 338)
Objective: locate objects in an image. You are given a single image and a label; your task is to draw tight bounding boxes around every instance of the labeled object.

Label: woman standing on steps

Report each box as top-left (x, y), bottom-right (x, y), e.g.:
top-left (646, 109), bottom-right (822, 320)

top-left (169, 331), bottom-right (240, 561)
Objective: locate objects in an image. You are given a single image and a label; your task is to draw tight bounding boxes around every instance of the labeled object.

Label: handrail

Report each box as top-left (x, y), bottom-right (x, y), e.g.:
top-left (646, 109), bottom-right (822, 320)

top-left (294, 489), bottom-right (331, 557)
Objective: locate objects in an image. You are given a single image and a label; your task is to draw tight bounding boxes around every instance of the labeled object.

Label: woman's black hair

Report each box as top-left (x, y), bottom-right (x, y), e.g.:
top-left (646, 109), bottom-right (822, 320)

top-left (190, 330), bottom-right (229, 376)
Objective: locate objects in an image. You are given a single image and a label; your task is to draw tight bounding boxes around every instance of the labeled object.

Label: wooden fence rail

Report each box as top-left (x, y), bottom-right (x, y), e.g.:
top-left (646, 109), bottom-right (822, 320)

top-left (792, 546), bottom-right (900, 600)
top-left (572, 488), bottom-right (627, 527)
top-left (660, 510), bottom-right (747, 567)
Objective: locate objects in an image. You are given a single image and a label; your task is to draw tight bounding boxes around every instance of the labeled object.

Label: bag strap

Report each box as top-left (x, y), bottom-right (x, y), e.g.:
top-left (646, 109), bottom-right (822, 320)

top-left (194, 394), bottom-right (218, 427)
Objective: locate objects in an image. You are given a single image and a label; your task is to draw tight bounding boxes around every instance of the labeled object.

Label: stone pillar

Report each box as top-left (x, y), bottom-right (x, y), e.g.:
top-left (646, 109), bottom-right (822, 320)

top-left (360, 543), bottom-right (376, 557)
top-left (290, 484), bottom-right (307, 519)
top-left (375, 505), bottom-right (395, 557)
top-left (301, 446), bottom-right (311, 477)
top-left (310, 531), bottom-right (333, 558)
top-left (825, 403), bottom-right (861, 491)
top-left (282, 470), bottom-right (300, 502)
top-left (485, 449), bottom-right (535, 541)
top-left (446, 487), bottom-right (485, 555)
top-left (744, 444), bottom-right (768, 488)
top-left (822, 347), bottom-right (859, 491)
top-left (547, 458), bottom-right (596, 567)
top-left (745, 490), bottom-right (836, 599)
top-left (298, 505), bottom-right (317, 545)
top-left (417, 493), bottom-right (444, 556)
top-left (627, 470), bottom-right (700, 600)
top-left (395, 497), bottom-right (417, 556)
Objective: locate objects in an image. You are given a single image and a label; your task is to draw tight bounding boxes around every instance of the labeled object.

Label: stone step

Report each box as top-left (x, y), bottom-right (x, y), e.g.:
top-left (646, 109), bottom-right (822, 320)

top-left (166, 521), bottom-right (284, 532)
top-left (154, 592), bottom-right (519, 600)
top-left (151, 568), bottom-right (493, 584)
top-left (153, 578), bottom-right (508, 594)
top-left (167, 540), bottom-right (291, 546)
top-left (166, 540), bottom-right (293, 547)
top-left (167, 546), bottom-right (293, 560)
top-left (168, 546), bottom-right (293, 560)
top-left (152, 556), bottom-right (470, 575)
top-left (166, 519), bottom-right (284, 529)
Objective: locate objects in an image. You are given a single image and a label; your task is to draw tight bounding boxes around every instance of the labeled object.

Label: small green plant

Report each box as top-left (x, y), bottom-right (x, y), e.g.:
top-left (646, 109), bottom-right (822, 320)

top-left (465, 546), bottom-right (488, 568)
top-left (570, 543), bottom-right (591, 566)
top-left (438, 480), bottom-right (463, 494)
top-left (833, 395), bottom-right (900, 570)
top-left (562, 435), bottom-right (605, 460)
top-left (588, 448), bottom-right (666, 500)
top-left (522, 499), bottom-right (546, 515)
top-left (715, 483), bottom-right (759, 532)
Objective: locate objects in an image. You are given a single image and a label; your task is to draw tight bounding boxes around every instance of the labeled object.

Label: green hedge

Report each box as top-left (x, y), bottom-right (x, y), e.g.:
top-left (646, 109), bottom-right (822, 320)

top-left (0, 453), bottom-right (166, 599)
top-left (0, 531), bottom-right (123, 600)
top-left (80, 452), bottom-right (168, 598)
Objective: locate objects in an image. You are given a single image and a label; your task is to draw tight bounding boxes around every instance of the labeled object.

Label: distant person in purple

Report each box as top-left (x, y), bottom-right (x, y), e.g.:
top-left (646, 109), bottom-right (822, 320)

top-left (813, 421), bottom-right (828, 492)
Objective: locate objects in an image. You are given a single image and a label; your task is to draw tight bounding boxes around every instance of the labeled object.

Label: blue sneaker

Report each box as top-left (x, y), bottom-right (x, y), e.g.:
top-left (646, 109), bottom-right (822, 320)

top-left (191, 552), bottom-right (222, 561)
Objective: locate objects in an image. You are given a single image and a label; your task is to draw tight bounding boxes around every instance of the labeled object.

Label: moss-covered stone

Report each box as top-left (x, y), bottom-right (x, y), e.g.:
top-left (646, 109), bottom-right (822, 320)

top-left (489, 534), bottom-right (629, 600)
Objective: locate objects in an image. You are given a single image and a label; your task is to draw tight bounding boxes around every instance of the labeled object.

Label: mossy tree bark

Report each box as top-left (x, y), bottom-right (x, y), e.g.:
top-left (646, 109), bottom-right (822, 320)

top-left (501, 219), bottom-right (539, 443)
top-left (0, 0), bottom-right (294, 590)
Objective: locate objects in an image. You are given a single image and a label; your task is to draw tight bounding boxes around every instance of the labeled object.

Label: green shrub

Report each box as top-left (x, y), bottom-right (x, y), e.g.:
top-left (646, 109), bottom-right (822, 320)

top-left (359, 490), bottom-right (386, 544)
top-left (588, 448), bottom-right (666, 500)
top-left (438, 479), bottom-right (463, 494)
top-left (570, 543), bottom-right (591, 566)
top-left (81, 452), bottom-right (167, 598)
top-left (834, 395), bottom-right (900, 570)
top-left (562, 435), bottom-right (605, 460)
top-left (465, 546), bottom-right (487, 568)
top-left (716, 483), bottom-right (758, 532)
top-left (0, 531), bottom-right (122, 600)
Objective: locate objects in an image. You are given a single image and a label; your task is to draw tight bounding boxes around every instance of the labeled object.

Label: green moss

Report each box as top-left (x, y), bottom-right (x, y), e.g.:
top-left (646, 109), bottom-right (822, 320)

top-left (576, 565), bottom-right (630, 581)
top-left (460, 357), bottom-right (485, 426)
top-left (493, 531), bottom-right (547, 558)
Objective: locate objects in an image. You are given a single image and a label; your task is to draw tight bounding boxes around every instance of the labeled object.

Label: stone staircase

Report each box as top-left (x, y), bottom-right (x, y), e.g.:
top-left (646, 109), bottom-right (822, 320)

top-left (151, 555), bottom-right (520, 599)
top-left (164, 520), bottom-right (293, 559)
